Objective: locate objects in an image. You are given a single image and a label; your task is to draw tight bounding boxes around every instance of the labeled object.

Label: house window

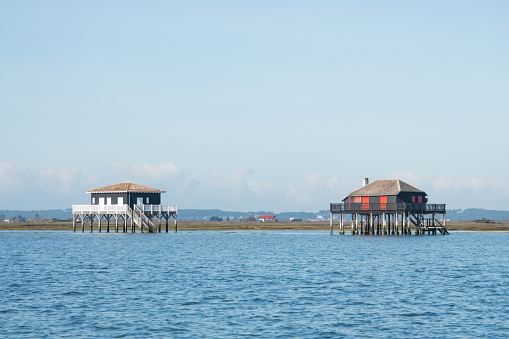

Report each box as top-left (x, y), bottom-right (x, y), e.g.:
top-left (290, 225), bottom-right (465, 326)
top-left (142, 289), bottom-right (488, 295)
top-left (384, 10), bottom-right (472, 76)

top-left (92, 197), bottom-right (95, 204)
top-left (418, 196), bottom-right (422, 203)
top-left (354, 197), bottom-right (361, 203)
top-left (412, 196), bottom-right (416, 203)
top-left (145, 197), bottom-right (149, 204)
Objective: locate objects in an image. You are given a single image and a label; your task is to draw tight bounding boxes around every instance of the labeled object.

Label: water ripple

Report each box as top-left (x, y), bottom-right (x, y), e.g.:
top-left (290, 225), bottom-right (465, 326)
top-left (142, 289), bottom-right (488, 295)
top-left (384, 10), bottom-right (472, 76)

top-left (0, 231), bottom-right (508, 338)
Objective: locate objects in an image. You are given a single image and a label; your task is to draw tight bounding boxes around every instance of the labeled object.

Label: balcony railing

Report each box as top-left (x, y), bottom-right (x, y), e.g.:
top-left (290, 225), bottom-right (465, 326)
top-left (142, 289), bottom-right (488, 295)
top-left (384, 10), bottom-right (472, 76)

top-left (136, 204), bottom-right (177, 213)
top-left (73, 204), bottom-right (177, 214)
top-left (73, 204), bottom-right (128, 213)
top-left (330, 203), bottom-right (446, 213)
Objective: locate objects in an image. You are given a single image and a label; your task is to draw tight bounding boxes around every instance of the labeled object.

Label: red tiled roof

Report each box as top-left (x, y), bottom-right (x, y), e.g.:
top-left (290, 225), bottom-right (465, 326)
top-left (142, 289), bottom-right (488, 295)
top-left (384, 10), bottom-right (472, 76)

top-left (86, 183), bottom-right (166, 193)
top-left (259, 215), bottom-right (275, 219)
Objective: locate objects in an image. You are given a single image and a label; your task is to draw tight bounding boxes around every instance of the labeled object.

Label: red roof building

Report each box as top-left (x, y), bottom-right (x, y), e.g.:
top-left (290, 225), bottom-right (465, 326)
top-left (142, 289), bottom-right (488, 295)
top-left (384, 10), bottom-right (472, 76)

top-left (259, 215), bottom-right (277, 222)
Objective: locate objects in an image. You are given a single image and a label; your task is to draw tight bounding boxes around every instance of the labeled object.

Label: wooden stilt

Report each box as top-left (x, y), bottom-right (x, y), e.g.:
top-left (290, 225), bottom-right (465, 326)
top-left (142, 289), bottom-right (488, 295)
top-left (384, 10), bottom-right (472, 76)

top-left (330, 211), bottom-right (333, 235)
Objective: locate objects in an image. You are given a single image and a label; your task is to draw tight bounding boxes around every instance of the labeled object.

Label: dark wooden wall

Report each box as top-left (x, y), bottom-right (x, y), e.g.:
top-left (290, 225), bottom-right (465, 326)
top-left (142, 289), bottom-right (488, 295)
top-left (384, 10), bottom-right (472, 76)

top-left (91, 192), bottom-right (161, 208)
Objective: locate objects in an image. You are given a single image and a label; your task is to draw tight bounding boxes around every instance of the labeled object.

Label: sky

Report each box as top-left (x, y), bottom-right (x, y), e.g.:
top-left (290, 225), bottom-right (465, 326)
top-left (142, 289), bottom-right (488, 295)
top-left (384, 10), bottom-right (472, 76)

top-left (1, 1), bottom-right (508, 211)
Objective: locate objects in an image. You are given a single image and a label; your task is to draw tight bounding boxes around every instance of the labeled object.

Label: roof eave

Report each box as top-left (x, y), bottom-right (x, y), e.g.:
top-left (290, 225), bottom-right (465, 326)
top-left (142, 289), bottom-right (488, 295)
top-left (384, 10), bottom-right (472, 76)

top-left (86, 190), bottom-right (166, 194)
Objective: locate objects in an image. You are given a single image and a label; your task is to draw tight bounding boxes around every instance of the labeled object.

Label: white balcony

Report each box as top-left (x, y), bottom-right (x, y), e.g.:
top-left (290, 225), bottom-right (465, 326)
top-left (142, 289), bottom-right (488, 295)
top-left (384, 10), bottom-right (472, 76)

top-left (137, 204), bottom-right (177, 213)
top-left (72, 204), bottom-right (177, 214)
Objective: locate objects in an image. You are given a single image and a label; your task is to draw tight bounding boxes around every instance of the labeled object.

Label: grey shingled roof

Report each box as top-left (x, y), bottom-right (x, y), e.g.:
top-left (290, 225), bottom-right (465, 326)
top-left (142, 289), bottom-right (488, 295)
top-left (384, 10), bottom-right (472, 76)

top-left (86, 182), bottom-right (166, 193)
top-left (348, 179), bottom-right (425, 197)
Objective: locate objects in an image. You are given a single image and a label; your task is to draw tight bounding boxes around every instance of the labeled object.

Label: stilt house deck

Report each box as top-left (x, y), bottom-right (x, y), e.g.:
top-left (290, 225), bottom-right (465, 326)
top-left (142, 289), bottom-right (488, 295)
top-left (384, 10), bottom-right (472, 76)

top-left (329, 179), bottom-right (448, 235)
top-left (72, 183), bottom-right (177, 233)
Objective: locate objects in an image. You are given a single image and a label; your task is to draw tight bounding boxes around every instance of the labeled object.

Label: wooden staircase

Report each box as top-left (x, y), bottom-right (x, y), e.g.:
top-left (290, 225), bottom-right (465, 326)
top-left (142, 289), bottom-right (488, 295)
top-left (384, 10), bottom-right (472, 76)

top-left (127, 205), bottom-right (158, 233)
top-left (410, 213), bottom-right (448, 235)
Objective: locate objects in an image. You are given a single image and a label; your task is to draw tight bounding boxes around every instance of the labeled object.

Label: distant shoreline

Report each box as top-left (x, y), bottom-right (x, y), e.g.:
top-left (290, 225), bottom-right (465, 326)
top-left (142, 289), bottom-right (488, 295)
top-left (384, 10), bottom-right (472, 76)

top-left (1, 221), bottom-right (509, 232)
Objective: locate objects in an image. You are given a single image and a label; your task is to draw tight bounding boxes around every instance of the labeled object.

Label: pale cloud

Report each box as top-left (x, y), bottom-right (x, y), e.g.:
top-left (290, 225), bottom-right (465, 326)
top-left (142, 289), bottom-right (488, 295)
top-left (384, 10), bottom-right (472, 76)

top-left (247, 179), bottom-right (272, 197)
top-left (285, 173), bottom-right (349, 209)
top-left (391, 171), bottom-right (423, 186)
top-left (325, 177), bottom-right (342, 191)
top-left (2, 161), bottom-right (509, 211)
top-left (181, 168), bottom-right (271, 207)
top-left (108, 162), bottom-right (181, 182)
top-left (425, 175), bottom-right (508, 209)
top-left (432, 175), bottom-right (498, 193)
top-left (0, 162), bottom-right (82, 209)
top-left (0, 162), bottom-right (31, 196)
top-left (36, 167), bottom-right (80, 196)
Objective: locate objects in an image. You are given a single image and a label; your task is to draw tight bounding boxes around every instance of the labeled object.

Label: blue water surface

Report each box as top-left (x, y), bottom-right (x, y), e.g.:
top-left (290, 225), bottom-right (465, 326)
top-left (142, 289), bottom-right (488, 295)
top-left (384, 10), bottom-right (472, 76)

top-left (0, 231), bottom-right (508, 338)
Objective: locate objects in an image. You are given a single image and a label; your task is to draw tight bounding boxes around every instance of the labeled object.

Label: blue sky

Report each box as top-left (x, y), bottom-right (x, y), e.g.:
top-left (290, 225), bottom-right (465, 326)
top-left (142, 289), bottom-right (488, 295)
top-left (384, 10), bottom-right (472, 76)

top-left (1, 1), bottom-right (508, 211)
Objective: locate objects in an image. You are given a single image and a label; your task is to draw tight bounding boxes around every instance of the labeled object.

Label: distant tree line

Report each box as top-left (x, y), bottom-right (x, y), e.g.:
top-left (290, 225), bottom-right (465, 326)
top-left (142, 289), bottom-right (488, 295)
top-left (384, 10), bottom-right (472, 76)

top-left (2, 208), bottom-right (509, 222)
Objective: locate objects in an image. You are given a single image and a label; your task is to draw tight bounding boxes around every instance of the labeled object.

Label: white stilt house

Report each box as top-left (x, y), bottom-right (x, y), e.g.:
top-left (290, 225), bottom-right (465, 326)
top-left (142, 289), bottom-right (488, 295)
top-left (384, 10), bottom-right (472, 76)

top-left (72, 183), bottom-right (177, 233)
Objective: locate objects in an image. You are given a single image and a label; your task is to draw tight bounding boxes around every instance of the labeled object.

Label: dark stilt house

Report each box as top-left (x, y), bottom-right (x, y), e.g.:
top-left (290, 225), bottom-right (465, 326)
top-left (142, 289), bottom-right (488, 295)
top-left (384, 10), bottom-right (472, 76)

top-left (87, 182), bottom-right (164, 210)
top-left (330, 178), bottom-right (447, 235)
top-left (72, 182), bottom-right (177, 233)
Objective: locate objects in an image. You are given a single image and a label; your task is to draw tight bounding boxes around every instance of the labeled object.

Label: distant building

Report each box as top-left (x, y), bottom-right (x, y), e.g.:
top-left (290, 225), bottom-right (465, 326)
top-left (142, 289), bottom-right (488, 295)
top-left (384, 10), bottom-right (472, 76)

top-left (259, 215), bottom-right (277, 222)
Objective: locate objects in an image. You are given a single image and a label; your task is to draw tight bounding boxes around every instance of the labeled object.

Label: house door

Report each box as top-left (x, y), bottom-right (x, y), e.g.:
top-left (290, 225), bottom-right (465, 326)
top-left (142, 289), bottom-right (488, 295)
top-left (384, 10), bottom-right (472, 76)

top-left (98, 197), bottom-right (105, 205)
top-left (137, 197), bottom-right (143, 206)
top-left (118, 197), bottom-right (124, 205)
top-left (107, 197), bottom-right (112, 205)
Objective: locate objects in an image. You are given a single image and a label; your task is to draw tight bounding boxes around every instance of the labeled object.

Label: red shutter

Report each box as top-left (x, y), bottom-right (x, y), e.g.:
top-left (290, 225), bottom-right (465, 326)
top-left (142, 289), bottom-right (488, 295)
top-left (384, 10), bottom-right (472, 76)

top-left (362, 197), bottom-right (369, 210)
top-left (380, 196), bottom-right (387, 210)
top-left (418, 196), bottom-right (422, 203)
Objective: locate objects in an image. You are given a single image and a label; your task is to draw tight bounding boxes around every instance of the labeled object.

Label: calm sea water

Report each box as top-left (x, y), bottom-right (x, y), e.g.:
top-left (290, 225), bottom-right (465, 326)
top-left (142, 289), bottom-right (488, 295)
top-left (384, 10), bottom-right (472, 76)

top-left (0, 231), bottom-right (508, 338)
